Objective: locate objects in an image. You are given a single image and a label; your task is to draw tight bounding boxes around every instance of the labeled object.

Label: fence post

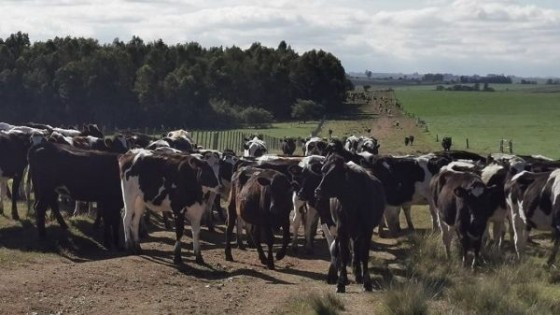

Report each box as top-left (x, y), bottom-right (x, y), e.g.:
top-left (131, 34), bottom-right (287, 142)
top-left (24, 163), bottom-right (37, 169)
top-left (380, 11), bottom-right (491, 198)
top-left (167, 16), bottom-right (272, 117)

top-left (509, 140), bottom-right (513, 154)
top-left (466, 138), bottom-right (469, 149)
top-left (499, 139), bottom-right (504, 153)
top-left (213, 132), bottom-right (219, 150)
top-left (436, 134), bottom-right (439, 142)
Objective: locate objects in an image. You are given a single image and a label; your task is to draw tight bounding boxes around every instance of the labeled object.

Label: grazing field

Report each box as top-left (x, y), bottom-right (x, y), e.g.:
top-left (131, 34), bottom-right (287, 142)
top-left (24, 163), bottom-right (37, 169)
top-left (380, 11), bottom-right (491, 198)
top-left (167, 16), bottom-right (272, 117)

top-left (395, 85), bottom-right (560, 157)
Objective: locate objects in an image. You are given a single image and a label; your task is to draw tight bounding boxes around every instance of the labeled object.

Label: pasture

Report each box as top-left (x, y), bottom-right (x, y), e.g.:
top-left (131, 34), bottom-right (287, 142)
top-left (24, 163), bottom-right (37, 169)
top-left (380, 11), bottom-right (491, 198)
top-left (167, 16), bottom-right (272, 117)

top-left (2, 88), bottom-right (560, 314)
top-left (395, 85), bottom-right (560, 157)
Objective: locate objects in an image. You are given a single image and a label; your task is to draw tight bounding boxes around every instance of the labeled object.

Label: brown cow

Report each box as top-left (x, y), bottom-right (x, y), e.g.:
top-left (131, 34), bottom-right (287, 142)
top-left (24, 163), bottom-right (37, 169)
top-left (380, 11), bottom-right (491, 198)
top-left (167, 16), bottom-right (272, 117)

top-left (225, 167), bottom-right (293, 269)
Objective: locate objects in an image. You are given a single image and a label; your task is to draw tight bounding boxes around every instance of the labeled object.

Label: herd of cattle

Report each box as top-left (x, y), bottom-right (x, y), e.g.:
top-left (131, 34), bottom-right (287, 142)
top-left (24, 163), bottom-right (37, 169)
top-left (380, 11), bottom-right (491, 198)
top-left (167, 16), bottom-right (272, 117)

top-left (1, 121), bottom-right (559, 293)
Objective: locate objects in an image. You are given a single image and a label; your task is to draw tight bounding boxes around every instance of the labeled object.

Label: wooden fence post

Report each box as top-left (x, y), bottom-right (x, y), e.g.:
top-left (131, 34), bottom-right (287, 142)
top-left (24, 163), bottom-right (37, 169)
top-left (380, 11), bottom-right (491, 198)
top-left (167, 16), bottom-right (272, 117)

top-left (213, 132), bottom-right (219, 150)
top-left (509, 140), bottom-right (513, 154)
top-left (466, 138), bottom-right (469, 149)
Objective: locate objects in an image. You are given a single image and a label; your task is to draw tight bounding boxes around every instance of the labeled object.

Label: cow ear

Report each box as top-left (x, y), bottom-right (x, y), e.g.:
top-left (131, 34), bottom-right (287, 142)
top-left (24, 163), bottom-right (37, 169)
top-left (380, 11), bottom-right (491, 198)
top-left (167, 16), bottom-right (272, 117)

top-left (104, 137), bottom-right (113, 148)
top-left (256, 177), bottom-right (271, 186)
top-left (454, 187), bottom-right (467, 198)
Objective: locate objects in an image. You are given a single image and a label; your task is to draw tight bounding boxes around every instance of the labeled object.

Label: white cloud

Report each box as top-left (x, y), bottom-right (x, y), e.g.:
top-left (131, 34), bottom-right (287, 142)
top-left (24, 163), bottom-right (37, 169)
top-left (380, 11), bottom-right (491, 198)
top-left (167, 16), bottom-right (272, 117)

top-left (0, 0), bottom-right (559, 76)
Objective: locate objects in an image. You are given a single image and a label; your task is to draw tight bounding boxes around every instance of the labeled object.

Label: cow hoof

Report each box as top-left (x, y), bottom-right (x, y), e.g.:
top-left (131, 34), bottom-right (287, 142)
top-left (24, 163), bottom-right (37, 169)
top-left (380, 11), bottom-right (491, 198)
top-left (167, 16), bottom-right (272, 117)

top-left (12, 212), bottom-right (20, 221)
top-left (267, 261), bottom-right (275, 270)
top-left (225, 254), bottom-right (234, 262)
top-left (276, 250), bottom-right (286, 261)
top-left (336, 285), bottom-right (346, 293)
top-left (173, 256), bottom-right (183, 265)
top-left (195, 255), bottom-right (204, 264)
top-left (363, 282), bottom-right (373, 292)
top-left (259, 257), bottom-right (268, 265)
top-left (237, 244), bottom-right (246, 251)
top-left (327, 274), bottom-right (338, 285)
top-left (355, 274), bottom-right (363, 284)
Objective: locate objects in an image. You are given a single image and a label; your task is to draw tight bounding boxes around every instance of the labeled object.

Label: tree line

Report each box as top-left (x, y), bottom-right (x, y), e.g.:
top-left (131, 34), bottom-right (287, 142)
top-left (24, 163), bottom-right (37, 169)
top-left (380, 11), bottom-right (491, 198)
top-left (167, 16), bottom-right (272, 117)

top-left (0, 32), bottom-right (352, 129)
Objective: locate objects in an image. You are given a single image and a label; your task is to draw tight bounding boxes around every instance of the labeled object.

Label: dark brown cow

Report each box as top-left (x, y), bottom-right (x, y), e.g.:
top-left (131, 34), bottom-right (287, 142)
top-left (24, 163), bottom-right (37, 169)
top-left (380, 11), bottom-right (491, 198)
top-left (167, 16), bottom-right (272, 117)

top-left (430, 169), bottom-right (498, 267)
top-left (314, 154), bottom-right (386, 293)
top-left (0, 131), bottom-right (43, 219)
top-left (27, 142), bottom-right (123, 248)
top-left (225, 167), bottom-right (293, 269)
top-left (280, 137), bottom-right (297, 155)
top-left (120, 149), bottom-right (219, 264)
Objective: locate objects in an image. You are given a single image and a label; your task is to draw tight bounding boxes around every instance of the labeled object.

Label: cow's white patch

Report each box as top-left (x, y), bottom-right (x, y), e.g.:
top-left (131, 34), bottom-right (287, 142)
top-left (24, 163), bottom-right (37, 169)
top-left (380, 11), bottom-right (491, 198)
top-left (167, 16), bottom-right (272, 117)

top-left (86, 135), bottom-right (98, 146)
top-left (382, 161), bottom-right (390, 170)
top-left (481, 163), bottom-right (503, 184)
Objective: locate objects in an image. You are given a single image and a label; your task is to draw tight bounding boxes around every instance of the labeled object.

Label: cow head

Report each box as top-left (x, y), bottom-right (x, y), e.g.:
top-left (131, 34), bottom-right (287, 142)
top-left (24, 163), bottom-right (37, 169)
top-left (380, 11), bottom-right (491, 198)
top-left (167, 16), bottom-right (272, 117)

top-left (104, 135), bottom-right (129, 153)
top-left (360, 137), bottom-right (380, 154)
top-left (304, 137), bottom-right (328, 156)
top-left (256, 171), bottom-right (294, 219)
top-left (281, 137), bottom-right (297, 155)
top-left (292, 156), bottom-right (324, 202)
top-left (81, 124), bottom-right (104, 138)
top-left (454, 182), bottom-right (499, 253)
top-left (243, 137), bottom-right (267, 157)
top-left (314, 154), bottom-right (346, 199)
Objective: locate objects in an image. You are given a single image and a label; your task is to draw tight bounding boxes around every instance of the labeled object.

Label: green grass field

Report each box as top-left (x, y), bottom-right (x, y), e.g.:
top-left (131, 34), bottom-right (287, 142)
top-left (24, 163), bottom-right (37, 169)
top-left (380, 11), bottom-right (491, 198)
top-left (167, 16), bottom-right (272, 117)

top-left (395, 86), bottom-right (560, 157)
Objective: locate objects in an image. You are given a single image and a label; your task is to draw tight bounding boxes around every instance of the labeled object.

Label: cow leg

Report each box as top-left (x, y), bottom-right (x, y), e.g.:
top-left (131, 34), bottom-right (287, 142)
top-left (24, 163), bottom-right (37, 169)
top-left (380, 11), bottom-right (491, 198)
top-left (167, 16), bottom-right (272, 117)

top-left (224, 209), bottom-right (236, 262)
top-left (122, 190), bottom-right (143, 253)
top-left (11, 175), bottom-right (21, 220)
top-left (303, 205), bottom-right (319, 254)
top-left (276, 219), bottom-right (290, 261)
top-left (214, 195), bottom-right (226, 221)
top-left (337, 232), bottom-right (350, 293)
top-left (251, 225), bottom-right (267, 266)
top-left (186, 202), bottom-right (205, 264)
top-left (265, 226), bottom-right (275, 270)
top-left (35, 198), bottom-right (49, 237)
top-left (402, 205), bottom-right (415, 231)
top-left (0, 177), bottom-right (7, 215)
top-left (25, 171), bottom-right (33, 217)
top-left (428, 201), bottom-right (440, 232)
top-left (290, 196), bottom-right (305, 252)
top-left (362, 230), bottom-right (374, 291)
top-left (548, 217), bottom-right (560, 266)
top-left (173, 210), bottom-right (186, 264)
top-left (162, 212), bottom-right (172, 230)
top-left (49, 195), bottom-right (68, 230)
top-left (352, 238), bottom-right (363, 284)
top-left (440, 222), bottom-right (454, 260)
top-left (235, 218), bottom-right (246, 250)
top-left (383, 206), bottom-right (401, 236)
top-left (511, 211), bottom-right (528, 259)
top-left (327, 238), bottom-right (339, 285)
top-left (203, 192), bottom-right (217, 233)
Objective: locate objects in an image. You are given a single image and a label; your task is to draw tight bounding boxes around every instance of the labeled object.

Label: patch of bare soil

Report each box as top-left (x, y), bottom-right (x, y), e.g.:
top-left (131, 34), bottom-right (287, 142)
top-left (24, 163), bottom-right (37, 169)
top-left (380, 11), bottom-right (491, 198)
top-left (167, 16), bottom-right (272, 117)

top-left (0, 219), bottom-right (408, 314)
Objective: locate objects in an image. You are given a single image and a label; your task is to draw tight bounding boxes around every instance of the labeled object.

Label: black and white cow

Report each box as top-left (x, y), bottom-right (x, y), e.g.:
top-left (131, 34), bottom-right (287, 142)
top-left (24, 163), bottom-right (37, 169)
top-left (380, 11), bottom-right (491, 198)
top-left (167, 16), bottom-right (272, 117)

top-left (314, 154), bottom-right (386, 293)
top-left (505, 169), bottom-right (560, 266)
top-left (225, 167), bottom-right (293, 269)
top-left (304, 137), bottom-right (328, 156)
top-left (243, 136), bottom-right (267, 157)
top-left (119, 149), bottom-right (219, 264)
top-left (430, 169), bottom-right (498, 267)
top-left (27, 141), bottom-right (123, 248)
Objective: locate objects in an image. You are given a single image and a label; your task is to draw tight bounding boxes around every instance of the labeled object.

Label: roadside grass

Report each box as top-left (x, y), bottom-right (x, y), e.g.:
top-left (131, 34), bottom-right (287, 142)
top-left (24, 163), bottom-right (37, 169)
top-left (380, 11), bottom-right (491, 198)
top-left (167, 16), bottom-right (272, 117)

top-left (378, 230), bottom-right (560, 315)
top-left (394, 88), bottom-right (560, 157)
top-left (275, 291), bottom-right (345, 315)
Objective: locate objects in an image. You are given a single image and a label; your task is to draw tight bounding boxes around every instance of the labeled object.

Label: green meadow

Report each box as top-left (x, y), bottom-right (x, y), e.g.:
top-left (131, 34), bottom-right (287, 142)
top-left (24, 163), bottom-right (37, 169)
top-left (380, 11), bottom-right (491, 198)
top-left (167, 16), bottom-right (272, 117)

top-left (395, 85), bottom-right (560, 157)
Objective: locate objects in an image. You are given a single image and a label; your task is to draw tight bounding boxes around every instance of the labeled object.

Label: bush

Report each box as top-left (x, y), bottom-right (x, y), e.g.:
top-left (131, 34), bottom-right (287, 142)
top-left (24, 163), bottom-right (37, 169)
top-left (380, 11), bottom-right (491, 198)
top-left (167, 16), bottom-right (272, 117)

top-left (240, 106), bottom-right (274, 128)
top-left (381, 281), bottom-right (430, 315)
top-left (291, 99), bottom-right (325, 123)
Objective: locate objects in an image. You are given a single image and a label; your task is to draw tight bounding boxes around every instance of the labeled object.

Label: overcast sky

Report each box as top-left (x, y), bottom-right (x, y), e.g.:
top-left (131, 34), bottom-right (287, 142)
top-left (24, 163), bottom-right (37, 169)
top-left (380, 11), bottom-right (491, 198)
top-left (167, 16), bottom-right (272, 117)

top-left (2, 0), bottom-right (559, 77)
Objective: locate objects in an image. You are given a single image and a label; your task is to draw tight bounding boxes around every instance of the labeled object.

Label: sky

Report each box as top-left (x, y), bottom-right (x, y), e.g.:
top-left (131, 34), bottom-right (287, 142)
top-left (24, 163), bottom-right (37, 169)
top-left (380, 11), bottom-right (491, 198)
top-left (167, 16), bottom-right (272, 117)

top-left (1, 0), bottom-right (559, 77)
